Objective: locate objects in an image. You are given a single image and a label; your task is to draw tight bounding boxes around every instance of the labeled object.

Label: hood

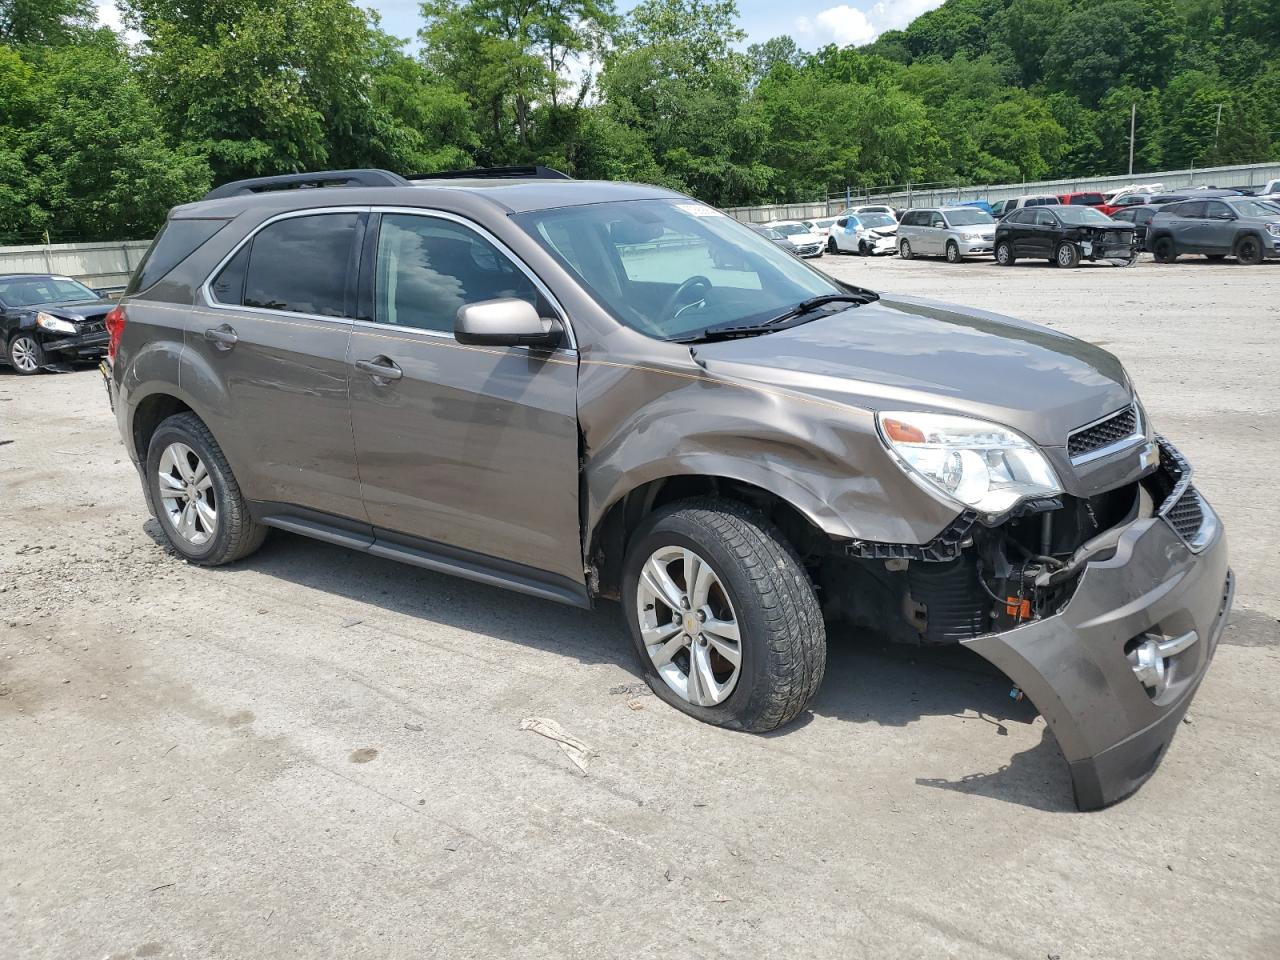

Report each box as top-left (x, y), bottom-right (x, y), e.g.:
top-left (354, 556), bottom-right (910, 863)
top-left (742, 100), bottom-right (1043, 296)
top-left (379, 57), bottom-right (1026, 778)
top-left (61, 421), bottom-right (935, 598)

top-left (784, 233), bottom-right (822, 246)
top-left (691, 294), bottom-right (1132, 448)
top-left (26, 298), bottom-right (115, 322)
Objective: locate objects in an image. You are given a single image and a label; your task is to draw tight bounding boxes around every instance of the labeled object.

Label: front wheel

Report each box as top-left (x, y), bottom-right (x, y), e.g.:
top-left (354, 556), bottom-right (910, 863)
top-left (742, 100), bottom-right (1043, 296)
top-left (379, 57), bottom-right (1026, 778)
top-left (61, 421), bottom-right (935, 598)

top-left (146, 412), bottom-right (267, 566)
top-left (827, 237), bottom-right (838, 254)
top-left (898, 239), bottom-right (912, 260)
top-left (945, 240), bottom-right (961, 264)
top-left (622, 500), bottom-right (825, 733)
top-left (7, 333), bottom-right (44, 375)
top-left (995, 240), bottom-right (1014, 266)
top-left (1055, 242), bottom-right (1080, 268)
top-left (1235, 235), bottom-right (1263, 266)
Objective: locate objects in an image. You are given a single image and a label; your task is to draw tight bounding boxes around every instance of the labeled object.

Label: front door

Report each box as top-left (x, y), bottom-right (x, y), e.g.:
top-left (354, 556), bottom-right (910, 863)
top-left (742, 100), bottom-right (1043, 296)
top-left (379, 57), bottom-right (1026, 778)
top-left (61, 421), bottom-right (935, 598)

top-left (346, 211), bottom-right (583, 588)
top-left (191, 210), bottom-right (366, 521)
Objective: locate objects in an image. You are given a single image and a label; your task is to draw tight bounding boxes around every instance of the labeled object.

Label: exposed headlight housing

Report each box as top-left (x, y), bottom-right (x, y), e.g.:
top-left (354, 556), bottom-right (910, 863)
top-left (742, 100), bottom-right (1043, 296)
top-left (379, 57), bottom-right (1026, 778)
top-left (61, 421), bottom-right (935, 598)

top-left (35, 312), bottom-right (77, 335)
top-left (877, 411), bottom-right (1063, 519)
top-left (1266, 223), bottom-right (1280, 238)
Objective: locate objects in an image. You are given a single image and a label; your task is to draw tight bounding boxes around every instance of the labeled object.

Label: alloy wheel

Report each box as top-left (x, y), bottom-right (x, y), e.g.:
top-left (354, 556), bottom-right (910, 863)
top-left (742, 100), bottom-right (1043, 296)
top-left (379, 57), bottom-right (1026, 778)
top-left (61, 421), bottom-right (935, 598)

top-left (9, 336), bottom-right (40, 373)
top-left (156, 442), bottom-right (217, 546)
top-left (635, 546), bottom-right (741, 707)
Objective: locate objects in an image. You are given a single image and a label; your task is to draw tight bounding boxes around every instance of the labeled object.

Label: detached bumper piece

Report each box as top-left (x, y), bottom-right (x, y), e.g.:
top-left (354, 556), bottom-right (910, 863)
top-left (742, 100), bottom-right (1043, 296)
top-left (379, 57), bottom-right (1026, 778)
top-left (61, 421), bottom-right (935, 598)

top-left (964, 438), bottom-right (1231, 810)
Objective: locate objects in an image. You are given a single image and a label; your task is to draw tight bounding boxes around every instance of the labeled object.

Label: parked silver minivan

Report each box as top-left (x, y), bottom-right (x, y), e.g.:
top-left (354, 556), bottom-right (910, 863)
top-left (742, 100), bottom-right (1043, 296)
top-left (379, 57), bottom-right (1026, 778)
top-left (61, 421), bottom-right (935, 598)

top-left (897, 206), bottom-right (998, 262)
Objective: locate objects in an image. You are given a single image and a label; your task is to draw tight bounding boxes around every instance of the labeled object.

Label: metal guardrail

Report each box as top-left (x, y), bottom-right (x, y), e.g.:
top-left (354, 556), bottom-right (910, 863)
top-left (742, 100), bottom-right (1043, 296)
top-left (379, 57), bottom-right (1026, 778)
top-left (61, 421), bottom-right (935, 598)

top-left (725, 160), bottom-right (1280, 223)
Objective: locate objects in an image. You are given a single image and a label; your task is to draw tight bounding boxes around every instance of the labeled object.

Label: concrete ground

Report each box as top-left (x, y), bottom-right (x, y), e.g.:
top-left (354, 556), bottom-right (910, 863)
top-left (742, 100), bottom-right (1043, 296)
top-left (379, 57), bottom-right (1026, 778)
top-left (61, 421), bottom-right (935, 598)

top-left (2, 255), bottom-right (1278, 959)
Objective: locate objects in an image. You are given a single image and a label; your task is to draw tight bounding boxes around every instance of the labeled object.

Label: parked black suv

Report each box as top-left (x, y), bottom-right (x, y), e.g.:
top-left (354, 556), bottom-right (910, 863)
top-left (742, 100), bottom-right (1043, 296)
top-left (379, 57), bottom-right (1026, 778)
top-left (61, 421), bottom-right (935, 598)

top-left (104, 167), bottom-right (1232, 810)
top-left (995, 205), bottom-right (1136, 267)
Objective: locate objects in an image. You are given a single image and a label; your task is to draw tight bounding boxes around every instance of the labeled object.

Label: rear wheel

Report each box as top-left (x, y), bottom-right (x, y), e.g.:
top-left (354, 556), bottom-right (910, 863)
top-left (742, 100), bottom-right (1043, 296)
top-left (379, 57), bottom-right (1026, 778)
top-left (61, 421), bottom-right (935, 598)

top-left (995, 240), bottom-right (1015, 266)
top-left (1055, 242), bottom-right (1080, 268)
top-left (898, 239), bottom-right (912, 260)
top-left (1235, 235), bottom-right (1263, 266)
top-left (7, 333), bottom-right (43, 375)
top-left (1152, 236), bottom-right (1178, 263)
top-left (945, 240), bottom-right (961, 263)
top-left (622, 499), bottom-right (825, 733)
top-left (146, 412), bottom-right (267, 566)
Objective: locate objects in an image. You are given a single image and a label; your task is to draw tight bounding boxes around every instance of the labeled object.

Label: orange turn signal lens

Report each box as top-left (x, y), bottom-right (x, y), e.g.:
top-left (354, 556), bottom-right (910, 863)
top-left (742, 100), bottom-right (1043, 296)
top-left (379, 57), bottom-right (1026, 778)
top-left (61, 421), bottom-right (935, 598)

top-left (882, 418), bottom-right (926, 444)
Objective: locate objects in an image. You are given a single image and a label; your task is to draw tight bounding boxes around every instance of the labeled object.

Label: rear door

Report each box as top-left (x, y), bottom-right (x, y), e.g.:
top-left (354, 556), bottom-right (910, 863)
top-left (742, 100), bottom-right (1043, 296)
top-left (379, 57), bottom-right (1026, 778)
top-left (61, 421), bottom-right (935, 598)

top-left (1167, 201), bottom-right (1205, 249)
top-left (195, 210), bottom-right (367, 522)
top-left (345, 209), bottom-right (583, 590)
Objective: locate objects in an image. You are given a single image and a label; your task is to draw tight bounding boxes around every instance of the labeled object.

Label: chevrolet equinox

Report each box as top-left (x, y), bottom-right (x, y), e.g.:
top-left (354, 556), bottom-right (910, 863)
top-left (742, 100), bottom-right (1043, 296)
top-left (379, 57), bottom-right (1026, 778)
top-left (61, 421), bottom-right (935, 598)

top-left (104, 167), bottom-right (1233, 810)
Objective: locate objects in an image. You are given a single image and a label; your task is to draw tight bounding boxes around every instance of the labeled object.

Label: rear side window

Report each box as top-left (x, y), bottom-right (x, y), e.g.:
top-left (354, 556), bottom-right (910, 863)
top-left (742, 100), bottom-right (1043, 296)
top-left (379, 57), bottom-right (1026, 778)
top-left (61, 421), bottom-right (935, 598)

top-left (213, 213), bottom-right (360, 317)
top-left (1175, 202), bottom-right (1206, 218)
top-left (127, 218), bottom-right (228, 294)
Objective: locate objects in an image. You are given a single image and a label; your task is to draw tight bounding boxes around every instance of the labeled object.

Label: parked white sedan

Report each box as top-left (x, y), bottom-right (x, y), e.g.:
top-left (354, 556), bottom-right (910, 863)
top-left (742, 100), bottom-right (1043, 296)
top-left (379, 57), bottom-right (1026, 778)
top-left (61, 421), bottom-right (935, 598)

top-left (827, 212), bottom-right (899, 255)
top-left (764, 220), bottom-right (825, 258)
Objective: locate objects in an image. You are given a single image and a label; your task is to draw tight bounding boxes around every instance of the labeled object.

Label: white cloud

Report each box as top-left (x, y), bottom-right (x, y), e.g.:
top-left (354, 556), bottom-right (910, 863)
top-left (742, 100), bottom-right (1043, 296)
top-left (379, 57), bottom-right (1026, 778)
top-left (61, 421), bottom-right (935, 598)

top-left (95, 1), bottom-right (123, 31)
top-left (796, 1), bottom-right (946, 48)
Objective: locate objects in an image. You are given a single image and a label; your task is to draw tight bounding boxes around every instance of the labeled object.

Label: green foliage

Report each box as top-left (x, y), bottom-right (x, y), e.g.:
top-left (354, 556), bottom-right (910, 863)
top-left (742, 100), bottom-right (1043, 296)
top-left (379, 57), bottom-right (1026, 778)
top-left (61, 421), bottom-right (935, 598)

top-left (2, 0), bottom-right (1278, 244)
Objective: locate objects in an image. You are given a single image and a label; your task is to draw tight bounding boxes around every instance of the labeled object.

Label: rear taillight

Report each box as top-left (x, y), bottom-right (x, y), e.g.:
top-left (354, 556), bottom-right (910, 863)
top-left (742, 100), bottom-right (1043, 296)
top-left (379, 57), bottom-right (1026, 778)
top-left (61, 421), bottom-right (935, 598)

top-left (104, 304), bottom-right (126, 361)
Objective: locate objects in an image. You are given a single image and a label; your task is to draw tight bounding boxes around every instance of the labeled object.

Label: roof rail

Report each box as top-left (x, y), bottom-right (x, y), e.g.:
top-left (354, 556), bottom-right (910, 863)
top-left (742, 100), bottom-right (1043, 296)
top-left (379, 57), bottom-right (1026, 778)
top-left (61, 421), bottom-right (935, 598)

top-left (201, 169), bottom-right (411, 201)
top-left (407, 165), bottom-right (572, 182)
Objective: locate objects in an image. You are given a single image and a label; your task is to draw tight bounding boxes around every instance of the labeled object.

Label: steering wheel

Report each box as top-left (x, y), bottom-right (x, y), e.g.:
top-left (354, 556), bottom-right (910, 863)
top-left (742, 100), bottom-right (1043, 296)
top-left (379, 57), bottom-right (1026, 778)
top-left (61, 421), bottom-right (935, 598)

top-left (659, 275), bottom-right (712, 323)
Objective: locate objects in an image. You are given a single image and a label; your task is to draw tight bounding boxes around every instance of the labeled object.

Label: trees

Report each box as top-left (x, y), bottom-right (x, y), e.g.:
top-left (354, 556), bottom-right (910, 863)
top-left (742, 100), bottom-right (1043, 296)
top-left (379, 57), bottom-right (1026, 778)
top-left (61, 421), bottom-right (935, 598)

top-left (0, 0), bottom-right (95, 46)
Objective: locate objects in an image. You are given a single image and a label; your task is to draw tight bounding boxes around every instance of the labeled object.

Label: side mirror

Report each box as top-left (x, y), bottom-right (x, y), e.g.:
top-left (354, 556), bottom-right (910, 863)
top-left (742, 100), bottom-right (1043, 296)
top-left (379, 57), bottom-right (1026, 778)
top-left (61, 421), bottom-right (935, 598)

top-left (455, 298), bottom-right (563, 349)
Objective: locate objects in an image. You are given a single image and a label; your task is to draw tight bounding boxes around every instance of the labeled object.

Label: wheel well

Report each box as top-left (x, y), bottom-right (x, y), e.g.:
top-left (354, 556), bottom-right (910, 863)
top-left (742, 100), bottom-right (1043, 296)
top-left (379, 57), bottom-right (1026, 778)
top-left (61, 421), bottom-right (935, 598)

top-left (132, 394), bottom-right (193, 460)
top-left (588, 476), bottom-right (829, 600)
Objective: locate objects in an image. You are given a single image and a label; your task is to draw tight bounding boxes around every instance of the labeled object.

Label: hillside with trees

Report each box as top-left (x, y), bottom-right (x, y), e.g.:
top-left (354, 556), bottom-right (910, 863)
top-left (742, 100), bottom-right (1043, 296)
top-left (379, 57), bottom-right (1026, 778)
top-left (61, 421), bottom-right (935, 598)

top-left (1, 0), bottom-right (1277, 242)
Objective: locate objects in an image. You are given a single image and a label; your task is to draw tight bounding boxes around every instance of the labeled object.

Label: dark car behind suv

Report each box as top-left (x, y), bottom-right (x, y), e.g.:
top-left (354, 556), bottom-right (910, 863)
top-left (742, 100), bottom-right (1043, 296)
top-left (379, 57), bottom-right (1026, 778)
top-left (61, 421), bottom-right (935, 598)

top-left (995, 204), bottom-right (1136, 267)
top-left (103, 167), bottom-right (1232, 810)
top-left (1, 274), bottom-right (113, 374)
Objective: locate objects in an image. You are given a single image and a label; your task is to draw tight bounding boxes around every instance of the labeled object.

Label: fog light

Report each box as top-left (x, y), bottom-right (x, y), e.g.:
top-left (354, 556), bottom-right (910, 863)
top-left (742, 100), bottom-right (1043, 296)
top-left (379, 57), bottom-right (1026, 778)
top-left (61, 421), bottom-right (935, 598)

top-left (1129, 639), bottom-right (1165, 692)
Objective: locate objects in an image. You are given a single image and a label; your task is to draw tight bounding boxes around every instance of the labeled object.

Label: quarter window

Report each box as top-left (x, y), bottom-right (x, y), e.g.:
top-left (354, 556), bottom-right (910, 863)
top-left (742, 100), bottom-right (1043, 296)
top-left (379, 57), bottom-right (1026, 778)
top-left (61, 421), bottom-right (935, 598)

top-left (374, 214), bottom-right (539, 332)
top-left (212, 213), bottom-right (360, 316)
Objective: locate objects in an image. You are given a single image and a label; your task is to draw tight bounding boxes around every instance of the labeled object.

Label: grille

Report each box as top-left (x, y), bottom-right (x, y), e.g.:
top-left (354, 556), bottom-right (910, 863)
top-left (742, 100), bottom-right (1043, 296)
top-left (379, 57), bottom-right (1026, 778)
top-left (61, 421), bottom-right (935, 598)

top-left (1068, 406), bottom-right (1138, 460)
top-left (1164, 486), bottom-right (1205, 544)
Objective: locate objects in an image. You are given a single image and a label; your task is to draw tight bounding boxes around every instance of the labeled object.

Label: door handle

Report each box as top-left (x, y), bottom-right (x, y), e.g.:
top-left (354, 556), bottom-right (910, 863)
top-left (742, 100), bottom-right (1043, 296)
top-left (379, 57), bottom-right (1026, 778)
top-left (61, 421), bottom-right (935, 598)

top-left (204, 324), bottom-right (238, 350)
top-left (355, 357), bottom-right (403, 382)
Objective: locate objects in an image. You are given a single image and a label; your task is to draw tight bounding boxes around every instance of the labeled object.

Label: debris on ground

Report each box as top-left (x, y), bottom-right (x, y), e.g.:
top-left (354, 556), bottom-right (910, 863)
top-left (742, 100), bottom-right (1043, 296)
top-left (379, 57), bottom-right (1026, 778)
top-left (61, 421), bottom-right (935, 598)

top-left (518, 717), bottom-right (594, 774)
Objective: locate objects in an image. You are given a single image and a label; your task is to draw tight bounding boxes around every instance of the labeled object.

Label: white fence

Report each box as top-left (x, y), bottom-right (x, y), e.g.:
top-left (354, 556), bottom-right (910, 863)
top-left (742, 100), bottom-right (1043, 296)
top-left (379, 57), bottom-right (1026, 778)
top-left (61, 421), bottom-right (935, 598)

top-left (725, 160), bottom-right (1280, 222)
top-left (0, 240), bottom-right (151, 291)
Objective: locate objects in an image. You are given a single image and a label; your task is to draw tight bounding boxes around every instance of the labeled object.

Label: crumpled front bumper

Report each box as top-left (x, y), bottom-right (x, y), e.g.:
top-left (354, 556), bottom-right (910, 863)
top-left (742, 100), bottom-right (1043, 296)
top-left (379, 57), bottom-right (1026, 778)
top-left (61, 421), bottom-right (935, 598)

top-left (963, 460), bottom-right (1231, 810)
top-left (43, 329), bottom-right (109, 358)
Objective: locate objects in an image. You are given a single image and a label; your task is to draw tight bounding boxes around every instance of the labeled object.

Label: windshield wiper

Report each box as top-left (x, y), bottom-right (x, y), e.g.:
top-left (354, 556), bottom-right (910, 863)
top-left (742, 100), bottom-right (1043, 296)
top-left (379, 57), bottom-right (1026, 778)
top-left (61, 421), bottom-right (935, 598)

top-left (671, 293), bottom-right (874, 344)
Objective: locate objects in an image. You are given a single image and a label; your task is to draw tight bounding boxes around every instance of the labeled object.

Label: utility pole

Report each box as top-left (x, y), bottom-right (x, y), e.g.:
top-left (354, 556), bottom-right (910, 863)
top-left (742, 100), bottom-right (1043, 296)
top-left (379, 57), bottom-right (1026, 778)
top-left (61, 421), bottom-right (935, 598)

top-left (1213, 103), bottom-right (1223, 159)
top-left (1128, 102), bottom-right (1136, 176)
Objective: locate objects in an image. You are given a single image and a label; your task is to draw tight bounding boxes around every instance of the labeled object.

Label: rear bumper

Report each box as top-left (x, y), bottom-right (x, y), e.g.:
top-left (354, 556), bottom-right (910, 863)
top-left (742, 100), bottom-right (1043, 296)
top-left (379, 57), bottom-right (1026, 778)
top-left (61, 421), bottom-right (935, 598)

top-left (964, 478), bottom-right (1231, 810)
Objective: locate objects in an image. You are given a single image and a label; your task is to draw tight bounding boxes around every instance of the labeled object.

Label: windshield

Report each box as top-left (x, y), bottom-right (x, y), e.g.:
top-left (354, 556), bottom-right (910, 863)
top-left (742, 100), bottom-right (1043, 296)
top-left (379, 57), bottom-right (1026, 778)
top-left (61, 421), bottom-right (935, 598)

top-left (771, 223), bottom-right (809, 236)
top-left (945, 209), bottom-right (994, 226)
top-left (514, 199), bottom-right (844, 341)
top-left (1229, 199), bottom-right (1280, 219)
top-left (0, 276), bottom-right (98, 307)
top-left (1055, 206), bottom-right (1113, 225)
top-left (860, 213), bottom-right (896, 228)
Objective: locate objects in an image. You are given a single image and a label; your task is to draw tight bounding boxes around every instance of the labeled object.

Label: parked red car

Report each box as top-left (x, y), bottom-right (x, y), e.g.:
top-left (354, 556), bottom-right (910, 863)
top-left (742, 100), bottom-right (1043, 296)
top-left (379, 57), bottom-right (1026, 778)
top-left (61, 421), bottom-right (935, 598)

top-left (1057, 191), bottom-right (1109, 210)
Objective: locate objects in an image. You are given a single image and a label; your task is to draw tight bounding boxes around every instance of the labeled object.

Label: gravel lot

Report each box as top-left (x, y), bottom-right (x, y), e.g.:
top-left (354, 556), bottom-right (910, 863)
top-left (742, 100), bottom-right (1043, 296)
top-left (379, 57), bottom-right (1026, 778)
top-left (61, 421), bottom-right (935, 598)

top-left (2, 255), bottom-right (1278, 959)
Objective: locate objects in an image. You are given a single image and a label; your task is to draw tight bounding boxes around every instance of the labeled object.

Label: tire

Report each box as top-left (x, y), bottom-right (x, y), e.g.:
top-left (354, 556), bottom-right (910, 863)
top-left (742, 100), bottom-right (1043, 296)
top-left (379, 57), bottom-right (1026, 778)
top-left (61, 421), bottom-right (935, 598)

top-left (145, 412), bottom-right (267, 566)
top-left (995, 240), bottom-right (1014, 266)
top-left (1235, 235), bottom-right (1263, 266)
top-left (1152, 236), bottom-right (1178, 263)
top-left (622, 498), bottom-right (825, 733)
top-left (7, 333), bottom-right (44, 375)
top-left (945, 240), bottom-right (961, 264)
top-left (898, 239), bottom-right (912, 260)
top-left (827, 237), bottom-right (838, 254)
top-left (1055, 242), bottom-right (1080, 268)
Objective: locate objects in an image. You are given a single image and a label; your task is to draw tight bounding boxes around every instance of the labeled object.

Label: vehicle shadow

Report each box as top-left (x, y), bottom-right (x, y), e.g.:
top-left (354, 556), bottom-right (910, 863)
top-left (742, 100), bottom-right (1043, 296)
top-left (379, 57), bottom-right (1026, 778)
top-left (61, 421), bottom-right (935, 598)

top-left (174, 525), bottom-right (1075, 812)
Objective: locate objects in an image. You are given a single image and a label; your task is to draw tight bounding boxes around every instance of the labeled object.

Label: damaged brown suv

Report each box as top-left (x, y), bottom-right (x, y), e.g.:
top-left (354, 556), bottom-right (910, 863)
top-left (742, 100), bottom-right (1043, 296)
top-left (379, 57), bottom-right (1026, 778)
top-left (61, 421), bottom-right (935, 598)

top-left (104, 167), bottom-right (1233, 810)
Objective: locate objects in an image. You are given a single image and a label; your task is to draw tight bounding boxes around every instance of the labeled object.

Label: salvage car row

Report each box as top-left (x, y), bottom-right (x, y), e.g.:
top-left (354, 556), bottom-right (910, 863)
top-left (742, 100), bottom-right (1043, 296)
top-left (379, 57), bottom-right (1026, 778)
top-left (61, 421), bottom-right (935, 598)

top-left (751, 183), bottom-right (1280, 269)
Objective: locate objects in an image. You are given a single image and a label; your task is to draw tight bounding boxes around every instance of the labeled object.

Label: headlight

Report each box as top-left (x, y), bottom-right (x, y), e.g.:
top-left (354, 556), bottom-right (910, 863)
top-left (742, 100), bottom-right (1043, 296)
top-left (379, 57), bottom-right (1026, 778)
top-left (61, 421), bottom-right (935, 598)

top-left (1266, 223), bottom-right (1280, 238)
top-left (877, 411), bottom-right (1062, 517)
top-left (35, 312), bottom-right (77, 335)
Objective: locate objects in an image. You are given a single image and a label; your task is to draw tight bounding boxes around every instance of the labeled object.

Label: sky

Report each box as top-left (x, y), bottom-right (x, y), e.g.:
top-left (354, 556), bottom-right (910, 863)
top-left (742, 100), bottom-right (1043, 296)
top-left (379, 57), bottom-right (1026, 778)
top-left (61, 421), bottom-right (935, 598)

top-left (95, 1), bottom-right (948, 50)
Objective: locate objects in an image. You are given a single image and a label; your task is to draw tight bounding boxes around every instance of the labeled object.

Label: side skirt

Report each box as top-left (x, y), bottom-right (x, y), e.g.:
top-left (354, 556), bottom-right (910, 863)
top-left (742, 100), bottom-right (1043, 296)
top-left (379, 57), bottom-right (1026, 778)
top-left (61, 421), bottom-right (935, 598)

top-left (252, 503), bottom-right (591, 609)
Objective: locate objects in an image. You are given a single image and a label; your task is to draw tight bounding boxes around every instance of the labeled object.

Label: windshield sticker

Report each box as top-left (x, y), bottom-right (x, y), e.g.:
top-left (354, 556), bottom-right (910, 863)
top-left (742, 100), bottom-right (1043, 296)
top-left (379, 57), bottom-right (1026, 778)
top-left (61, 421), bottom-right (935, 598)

top-left (675, 203), bottom-right (724, 218)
